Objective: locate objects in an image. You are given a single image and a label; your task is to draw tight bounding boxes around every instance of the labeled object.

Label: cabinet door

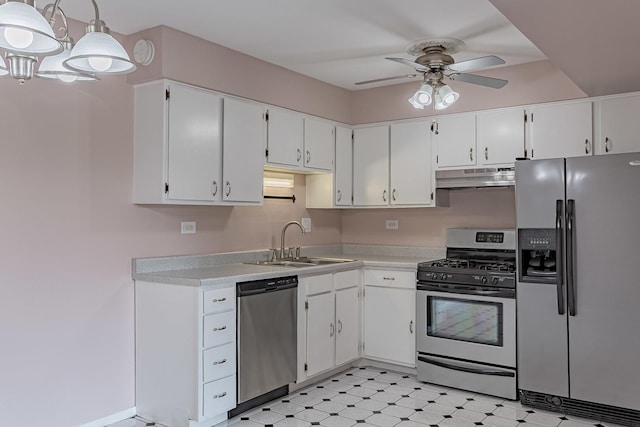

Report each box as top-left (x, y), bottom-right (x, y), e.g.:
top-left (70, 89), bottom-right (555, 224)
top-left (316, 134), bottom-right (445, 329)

top-left (434, 113), bottom-right (476, 168)
top-left (266, 108), bottom-right (303, 167)
top-left (334, 126), bottom-right (353, 206)
top-left (353, 126), bottom-right (389, 206)
top-left (597, 94), bottom-right (640, 155)
top-left (390, 121), bottom-right (431, 205)
top-left (363, 286), bottom-right (415, 366)
top-left (304, 118), bottom-right (334, 170)
top-left (306, 292), bottom-right (335, 377)
top-left (335, 287), bottom-right (359, 366)
top-left (477, 108), bottom-right (525, 166)
top-left (529, 101), bottom-right (593, 159)
top-left (222, 98), bottom-right (265, 203)
top-left (167, 83), bottom-right (222, 201)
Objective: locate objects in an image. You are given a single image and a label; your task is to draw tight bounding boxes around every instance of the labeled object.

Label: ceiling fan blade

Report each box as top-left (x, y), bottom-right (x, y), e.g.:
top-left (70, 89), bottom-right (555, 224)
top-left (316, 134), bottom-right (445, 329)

top-left (355, 74), bottom-right (418, 86)
top-left (449, 73), bottom-right (508, 89)
top-left (385, 57), bottom-right (428, 71)
top-left (448, 55), bottom-right (505, 72)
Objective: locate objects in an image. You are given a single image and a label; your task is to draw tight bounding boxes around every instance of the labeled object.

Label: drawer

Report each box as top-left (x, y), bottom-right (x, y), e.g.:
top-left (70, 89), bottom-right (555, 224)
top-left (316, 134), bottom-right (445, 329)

top-left (364, 269), bottom-right (415, 289)
top-left (203, 342), bottom-right (236, 383)
top-left (304, 273), bottom-right (333, 296)
top-left (203, 286), bottom-right (235, 314)
top-left (203, 311), bottom-right (236, 348)
top-left (334, 269), bottom-right (360, 290)
top-left (203, 375), bottom-right (236, 419)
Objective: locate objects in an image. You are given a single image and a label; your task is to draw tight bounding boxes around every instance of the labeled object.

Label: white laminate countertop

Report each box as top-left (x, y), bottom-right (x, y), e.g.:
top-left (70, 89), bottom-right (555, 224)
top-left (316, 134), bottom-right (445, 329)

top-left (132, 244), bottom-right (445, 288)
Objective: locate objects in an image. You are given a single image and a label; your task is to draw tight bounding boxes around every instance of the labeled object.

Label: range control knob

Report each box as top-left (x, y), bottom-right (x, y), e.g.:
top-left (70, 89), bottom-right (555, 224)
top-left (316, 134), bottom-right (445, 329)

top-left (481, 276), bottom-right (488, 285)
top-left (431, 272), bottom-right (438, 280)
top-left (440, 273), bottom-right (447, 281)
top-left (492, 277), bottom-right (499, 285)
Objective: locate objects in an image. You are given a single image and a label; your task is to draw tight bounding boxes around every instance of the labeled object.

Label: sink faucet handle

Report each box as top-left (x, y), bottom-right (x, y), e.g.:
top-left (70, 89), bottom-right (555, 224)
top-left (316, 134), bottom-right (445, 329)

top-left (270, 248), bottom-right (278, 261)
top-left (287, 247), bottom-right (294, 259)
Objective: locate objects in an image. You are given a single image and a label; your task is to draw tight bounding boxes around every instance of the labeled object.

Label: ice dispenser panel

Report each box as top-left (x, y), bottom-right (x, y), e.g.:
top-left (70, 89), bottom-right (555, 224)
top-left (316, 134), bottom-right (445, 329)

top-left (518, 229), bottom-right (558, 283)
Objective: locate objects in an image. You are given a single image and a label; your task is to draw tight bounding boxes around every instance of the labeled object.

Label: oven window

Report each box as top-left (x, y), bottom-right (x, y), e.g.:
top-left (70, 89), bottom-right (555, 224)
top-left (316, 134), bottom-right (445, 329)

top-left (427, 296), bottom-right (503, 346)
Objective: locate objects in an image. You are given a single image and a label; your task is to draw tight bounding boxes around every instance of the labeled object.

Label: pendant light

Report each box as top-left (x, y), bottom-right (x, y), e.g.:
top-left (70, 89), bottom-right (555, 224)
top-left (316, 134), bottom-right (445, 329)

top-left (37, 37), bottom-right (97, 82)
top-left (0, 1), bottom-right (62, 55)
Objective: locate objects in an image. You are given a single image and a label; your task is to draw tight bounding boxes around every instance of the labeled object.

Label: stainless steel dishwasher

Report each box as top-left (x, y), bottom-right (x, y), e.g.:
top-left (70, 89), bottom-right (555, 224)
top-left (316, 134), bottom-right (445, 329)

top-left (231, 275), bottom-right (297, 417)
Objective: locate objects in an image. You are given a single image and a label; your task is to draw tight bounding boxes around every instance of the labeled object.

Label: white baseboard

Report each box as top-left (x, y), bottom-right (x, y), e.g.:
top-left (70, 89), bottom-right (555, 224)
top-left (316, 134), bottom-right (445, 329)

top-left (76, 407), bottom-right (136, 427)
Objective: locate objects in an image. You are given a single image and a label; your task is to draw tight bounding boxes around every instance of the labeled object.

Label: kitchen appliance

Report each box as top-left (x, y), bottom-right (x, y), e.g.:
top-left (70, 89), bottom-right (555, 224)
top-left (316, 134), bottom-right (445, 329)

top-left (230, 276), bottom-right (298, 417)
top-left (416, 228), bottom-right (517, 399)
top-left (516, 153), bottom-right (640, 426)
top-left (436, 167), bottom-right (515, 189)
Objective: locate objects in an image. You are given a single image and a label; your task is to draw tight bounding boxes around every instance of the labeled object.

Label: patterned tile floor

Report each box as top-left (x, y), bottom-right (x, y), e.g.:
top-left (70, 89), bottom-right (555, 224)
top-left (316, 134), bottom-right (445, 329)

top-left (110, 367), bottom-right (624, 427)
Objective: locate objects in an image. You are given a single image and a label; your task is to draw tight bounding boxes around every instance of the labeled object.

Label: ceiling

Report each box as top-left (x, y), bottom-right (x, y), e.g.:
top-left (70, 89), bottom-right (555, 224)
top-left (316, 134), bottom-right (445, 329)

top-left (56, 0), bottom-right (640, 96)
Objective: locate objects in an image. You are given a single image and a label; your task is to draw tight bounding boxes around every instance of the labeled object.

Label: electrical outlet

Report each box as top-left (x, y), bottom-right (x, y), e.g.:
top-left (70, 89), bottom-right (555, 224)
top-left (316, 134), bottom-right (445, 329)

top-left (181, 221), bottom-right (196, 234)
top-left (301, 217), bottom-right (312, 233)
top-left (386, 219), bottom-right (399, 230)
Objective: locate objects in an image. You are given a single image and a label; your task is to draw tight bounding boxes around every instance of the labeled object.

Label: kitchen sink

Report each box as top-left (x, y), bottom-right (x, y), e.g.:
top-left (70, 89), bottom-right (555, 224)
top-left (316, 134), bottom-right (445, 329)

top-left (245, 257), bottom-right (356, 268)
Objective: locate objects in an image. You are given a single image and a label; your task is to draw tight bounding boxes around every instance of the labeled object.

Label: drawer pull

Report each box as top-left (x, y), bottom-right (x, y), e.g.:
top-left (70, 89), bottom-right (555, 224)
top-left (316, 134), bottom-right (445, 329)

top-left (383, 277), bottom-right (395, 281)
top-left (213, 392), bottom-right (227, 399)
top-left (212, 297), bottom-right (227, 303)
top-left (212, 358), bottom-right (227, 365)
top-left (212, 326), bottom-right (227, 332)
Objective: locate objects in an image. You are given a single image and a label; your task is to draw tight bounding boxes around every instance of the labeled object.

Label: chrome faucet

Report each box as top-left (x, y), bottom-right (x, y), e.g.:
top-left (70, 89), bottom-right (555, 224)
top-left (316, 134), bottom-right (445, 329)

top-left (280, 221), bottom-right (306, 259)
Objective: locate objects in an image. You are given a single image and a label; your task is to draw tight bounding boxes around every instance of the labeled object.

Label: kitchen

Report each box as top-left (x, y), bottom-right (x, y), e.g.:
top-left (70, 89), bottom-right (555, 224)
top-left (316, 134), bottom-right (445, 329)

top-left (1, 1), bottom-right (640, 427)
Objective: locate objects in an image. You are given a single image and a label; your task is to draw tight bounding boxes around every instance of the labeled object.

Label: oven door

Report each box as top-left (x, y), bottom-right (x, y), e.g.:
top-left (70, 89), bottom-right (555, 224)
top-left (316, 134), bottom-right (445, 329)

top-left (416, 285), bottom-right (516, 368)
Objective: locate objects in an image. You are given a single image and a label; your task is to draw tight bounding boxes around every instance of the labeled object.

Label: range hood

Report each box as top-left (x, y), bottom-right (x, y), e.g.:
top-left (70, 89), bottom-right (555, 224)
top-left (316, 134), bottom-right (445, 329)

top-left (436, 167), bottom-right (515, 189)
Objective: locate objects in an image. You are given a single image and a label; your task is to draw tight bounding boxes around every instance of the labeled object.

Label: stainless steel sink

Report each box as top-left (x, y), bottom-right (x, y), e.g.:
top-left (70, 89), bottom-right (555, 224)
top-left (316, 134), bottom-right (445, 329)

top-left (245, 257), bottom-right (356, 268)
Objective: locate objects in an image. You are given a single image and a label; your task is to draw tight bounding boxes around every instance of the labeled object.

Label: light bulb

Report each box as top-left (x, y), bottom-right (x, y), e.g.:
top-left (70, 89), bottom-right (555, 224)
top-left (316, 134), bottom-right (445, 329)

top-left (5, 27), bottom-right (34, 49)
top-left (88, 56), bottom-right (112, 72)
top-left (58, 73), bottom-right (77, 83)
top-left (417, 93), bottom-right (431, 104)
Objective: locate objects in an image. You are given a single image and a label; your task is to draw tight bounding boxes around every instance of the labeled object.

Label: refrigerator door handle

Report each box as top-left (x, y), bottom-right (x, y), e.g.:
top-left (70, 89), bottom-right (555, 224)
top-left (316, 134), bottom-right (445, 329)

top-left (567, 199), bottom-right (577, 316)
top-left (555, 200), bottom-right (565, 315)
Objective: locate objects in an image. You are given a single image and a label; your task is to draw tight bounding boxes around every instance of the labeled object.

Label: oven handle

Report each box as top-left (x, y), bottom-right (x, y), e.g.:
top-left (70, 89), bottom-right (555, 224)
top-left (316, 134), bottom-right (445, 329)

top-left (418, 356), bottom-right (515, 377)
top-left (417, 284), bottom-right (515, 298)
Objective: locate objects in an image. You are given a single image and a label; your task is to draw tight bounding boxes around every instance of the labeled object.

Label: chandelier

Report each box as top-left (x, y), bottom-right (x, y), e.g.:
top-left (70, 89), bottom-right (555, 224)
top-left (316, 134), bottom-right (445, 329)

top-left (0, 0), bottom-right (135, 84)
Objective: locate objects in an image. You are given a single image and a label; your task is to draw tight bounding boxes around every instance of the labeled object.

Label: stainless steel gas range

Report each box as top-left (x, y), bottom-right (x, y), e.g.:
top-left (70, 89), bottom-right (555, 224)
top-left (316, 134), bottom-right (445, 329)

top-left (416, 228), bottom-right (517, 400)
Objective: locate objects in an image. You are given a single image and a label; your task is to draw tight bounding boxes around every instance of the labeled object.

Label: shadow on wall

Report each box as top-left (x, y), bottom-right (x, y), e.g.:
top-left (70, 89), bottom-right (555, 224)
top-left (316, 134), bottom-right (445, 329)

top-left (340, 187), bottom-right (515, 247)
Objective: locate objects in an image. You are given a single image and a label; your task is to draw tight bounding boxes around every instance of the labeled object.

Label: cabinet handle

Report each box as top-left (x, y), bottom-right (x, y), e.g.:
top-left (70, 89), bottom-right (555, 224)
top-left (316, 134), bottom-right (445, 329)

top-left (392, 189), bottom-right (397, 201)
top-left (212, 180), bottom-right (218, 197)
top-left (212, 358), bottom-right (227, 365)
top-left (296, 148), bottom-right (302, 162)
top-left (485, 147), bottom-right (488, 161)
top-left (382, 190), bottom-right (387, 202)
top-left (585, 139), bottom-right (590, 154)
top-left (212, 325), bottom-right (227, 332)
top-left (306, 150), bottom-right (311, 164)
top-left (383, 277), bottom-right (395, 281)
top-left (470, 148), bottom-right (474, 161)
top-left (330, 322), bottom-right (335, 337)
top-left (337, 189), bottom-right (342, 202)
top-left (605, 137), bottom-right (610, 153)
top-left (211, 298), bottom-right (226, 303)
top-left (409, 320), bottom-right (414, 334)
top-left (337, 320), bottom-right (343, 334)
top-left (225, 181), bottom-right (231, 197)
top-left (213, 392), bottom-right (227, 399)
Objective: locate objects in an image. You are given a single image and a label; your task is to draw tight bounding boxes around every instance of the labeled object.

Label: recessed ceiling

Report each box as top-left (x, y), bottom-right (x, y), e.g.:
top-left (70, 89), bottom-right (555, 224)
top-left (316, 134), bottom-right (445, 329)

top-left (58, 0), bottom-right (546, 90)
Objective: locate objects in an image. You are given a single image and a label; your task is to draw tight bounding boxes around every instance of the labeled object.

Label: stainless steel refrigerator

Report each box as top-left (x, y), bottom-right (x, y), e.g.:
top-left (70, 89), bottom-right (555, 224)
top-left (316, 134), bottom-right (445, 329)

top-left (515, 153), bottom-right (640, 426)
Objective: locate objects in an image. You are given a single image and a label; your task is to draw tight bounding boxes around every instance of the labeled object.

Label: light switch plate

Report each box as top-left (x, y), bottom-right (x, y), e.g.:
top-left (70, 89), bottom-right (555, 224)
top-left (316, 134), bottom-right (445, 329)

top-left (181, 221), bottom-right (196, 234)
top-left (301, 217), bottom-right (312, 233)
top-left (386, 219), bottom-right (399, 230)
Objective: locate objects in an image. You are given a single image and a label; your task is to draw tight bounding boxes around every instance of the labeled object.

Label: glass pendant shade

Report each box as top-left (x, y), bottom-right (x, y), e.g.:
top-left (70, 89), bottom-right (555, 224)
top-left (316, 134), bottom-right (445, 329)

top-left (64, 31), bottom-right (135, 74)
top-left (435, 84), bottom-right (459, 110)
top-left (0, 54), bottom-right (9, 76)
top-left (37, 46), bottom-right (97, 82)
top-left (408, 83), bottom-right (433, 109)
top-left (0, 1), bottom-right (62, 55)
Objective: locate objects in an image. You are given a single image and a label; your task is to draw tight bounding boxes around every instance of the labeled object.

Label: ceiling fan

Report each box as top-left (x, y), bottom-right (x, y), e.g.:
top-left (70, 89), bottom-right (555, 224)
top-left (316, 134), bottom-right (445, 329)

top-left (356, 38), bottom-right (508, 110)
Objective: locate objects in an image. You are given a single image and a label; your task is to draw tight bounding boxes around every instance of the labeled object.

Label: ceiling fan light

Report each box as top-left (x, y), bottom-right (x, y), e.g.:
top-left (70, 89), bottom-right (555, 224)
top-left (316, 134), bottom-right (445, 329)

top-left (64, 31), bottom-right (135, 74)
top-left (408, 83), bottom-right (433, 109)
top-left (0, 54), bottom-right (8, 76)
top-left (0, 1), bottom-right (61, 55)
top-left (435, 84), bottom-right (459, 110)
top-left (408, 95), bottom-right (424, 109)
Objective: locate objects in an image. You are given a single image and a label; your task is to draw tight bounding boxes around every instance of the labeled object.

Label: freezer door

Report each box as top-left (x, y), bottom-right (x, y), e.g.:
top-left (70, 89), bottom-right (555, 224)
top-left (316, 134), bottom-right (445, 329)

top-left (566, 153), bottom-right (640, 410)
top-left (515, 158), bottom-right (565, 228)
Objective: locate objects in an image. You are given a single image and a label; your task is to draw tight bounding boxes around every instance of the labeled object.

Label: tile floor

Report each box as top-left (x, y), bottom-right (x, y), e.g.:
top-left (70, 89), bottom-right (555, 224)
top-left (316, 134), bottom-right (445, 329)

top-left (110, 367), bottom-right (624, 427)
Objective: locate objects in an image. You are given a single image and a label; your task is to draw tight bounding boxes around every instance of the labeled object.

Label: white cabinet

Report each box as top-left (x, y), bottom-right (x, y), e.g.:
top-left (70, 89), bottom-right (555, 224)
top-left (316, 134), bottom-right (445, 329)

top-left (334, 125), bottom-right (353, 206)
top-left (135, 282), bottom-right (236, 427)
top-left (477, 108), bottom-right (526, 165)
top-left (527, 101), bottom-right (593, 159)
top-left (434, 113), bottom-right (476, 169)
top-left (299, 270), bottom-right (361, 380)
top-left (222, 98), bottom-right (265, 203)
top-left (133, 80), bottom-right (262, 205)
top-left (266, 107), bottom-right (304, 168)
top-left (353, 126), bottom-right (389, 206)
top-left (390, 121), bottom-right (432, 205)
top-left (595, 93), bottom-right (640, 155)
top-left (363, 269), bottom-right (416, 367)
top-left (304, 117), bottom-right (335, 170)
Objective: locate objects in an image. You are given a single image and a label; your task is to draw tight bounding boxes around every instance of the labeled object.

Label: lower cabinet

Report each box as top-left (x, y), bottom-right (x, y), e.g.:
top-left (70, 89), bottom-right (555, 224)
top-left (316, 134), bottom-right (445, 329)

top-left (135, 282), bottom-right (236, 427)
top-left (363, 268), bottom-right (416, 367)
top-left (299, 270), bottom-right (361, 381)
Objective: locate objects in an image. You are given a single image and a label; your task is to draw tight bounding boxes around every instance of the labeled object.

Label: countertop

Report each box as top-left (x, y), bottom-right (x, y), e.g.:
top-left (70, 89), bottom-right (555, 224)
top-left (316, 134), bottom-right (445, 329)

top-left (132, 244), bottom-right (445, 288)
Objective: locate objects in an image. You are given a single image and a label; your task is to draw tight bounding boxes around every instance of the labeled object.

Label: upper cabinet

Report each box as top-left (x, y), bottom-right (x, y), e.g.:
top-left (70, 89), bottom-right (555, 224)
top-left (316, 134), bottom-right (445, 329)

top-left (595, 93), bottom-right (640, 155)
top-left (133, 80), bottom-right (263, 205)
top-left (334, 126), bottom-right (353, 206)
top-left (304, 118), bottom-right (335, 170)
top-left (527, 100), bottom-right (593, 160)
top-left (434, 113), bottom-right (477, 169)
top-left (390, 121), bottom-right (432, 206)
top-left (353, 126), bottom-right (390, 207)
